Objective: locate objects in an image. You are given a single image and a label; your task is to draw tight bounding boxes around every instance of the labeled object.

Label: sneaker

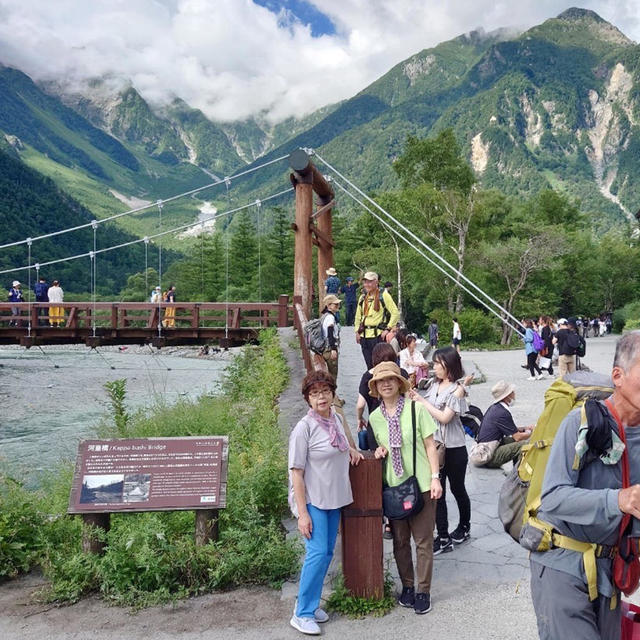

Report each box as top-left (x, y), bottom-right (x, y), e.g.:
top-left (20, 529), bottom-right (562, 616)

top-left (398, 586), bottom-right (415, 608)
top-left (414, 592), bottom-right (432, 614)
top-left (536, 373), bottom-right (543, 380)
top-left (433, 536), bottom-right (453, 555)
top-left (526, 376), bottom-right (536, 381)
top-left (290, 615), bottom-right (321, 635)
top-left (314, 608), bottom-right (329, 623)
top-left (383, 523), bottom-right (393, 540)
top-left (450, 525), bottom-right (470, 544)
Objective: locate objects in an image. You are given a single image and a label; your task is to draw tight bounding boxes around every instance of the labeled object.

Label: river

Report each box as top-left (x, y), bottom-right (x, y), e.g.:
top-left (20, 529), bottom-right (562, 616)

top-left (0, 344), bottom-right (232, 482)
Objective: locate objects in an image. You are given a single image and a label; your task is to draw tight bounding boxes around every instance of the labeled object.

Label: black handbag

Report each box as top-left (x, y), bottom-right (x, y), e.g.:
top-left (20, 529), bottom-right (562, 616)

top-left (382, 401), bottom-right (424, 520)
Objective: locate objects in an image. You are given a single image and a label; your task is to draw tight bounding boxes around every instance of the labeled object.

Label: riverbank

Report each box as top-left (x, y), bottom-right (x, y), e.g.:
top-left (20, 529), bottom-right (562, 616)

top-left (0, 343), bottom-right (238, 478)
top-left (0, 331), bottom-right (298, 610)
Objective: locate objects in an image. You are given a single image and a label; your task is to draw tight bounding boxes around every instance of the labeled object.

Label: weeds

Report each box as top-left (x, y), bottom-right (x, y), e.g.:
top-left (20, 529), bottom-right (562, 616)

top-left (325, 572), bottom-right (397, 618)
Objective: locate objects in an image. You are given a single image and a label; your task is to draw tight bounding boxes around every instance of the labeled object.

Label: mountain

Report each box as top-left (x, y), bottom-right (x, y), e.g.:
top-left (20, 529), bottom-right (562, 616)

top-left (2, 7), bottom-right (640, 246)
top-left (229, 9), bottom-right (639, 226)
top-left (0, 147), bottom-right (165, 295)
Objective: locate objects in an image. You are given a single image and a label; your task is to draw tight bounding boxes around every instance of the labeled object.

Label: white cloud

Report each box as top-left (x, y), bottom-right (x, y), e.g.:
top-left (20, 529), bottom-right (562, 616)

top-left (0, 0), bottom-right (637, 123)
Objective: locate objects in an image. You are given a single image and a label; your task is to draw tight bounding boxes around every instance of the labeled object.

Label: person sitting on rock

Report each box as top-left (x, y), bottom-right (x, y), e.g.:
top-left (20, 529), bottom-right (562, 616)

top-left (470, 380), bottom-right (532, 468)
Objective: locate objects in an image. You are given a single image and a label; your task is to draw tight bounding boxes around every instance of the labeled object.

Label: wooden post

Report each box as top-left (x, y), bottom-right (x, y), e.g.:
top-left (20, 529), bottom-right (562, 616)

top-left (316, 200), bottom-right (334, 315)
top-left (81, 513), bottom-right (110, 555)
top-left (341, 455), bottom-right (384, 599)
top-left (195, 509), bottom-right (219, 545)
top-left (278, 294), bottom-right (289, 327)
top-left (292, 179), bottom-right (313, 319)
top-left (290, 149), bottom-right (334, 319)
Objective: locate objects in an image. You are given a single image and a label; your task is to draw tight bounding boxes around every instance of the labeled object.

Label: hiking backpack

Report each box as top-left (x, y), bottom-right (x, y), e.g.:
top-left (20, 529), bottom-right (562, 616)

top-left (461, 404), bottom-right (484, 440)
top-left (303, 313), bottom-right (329, 354)
top-left (498, 370), bottom-right (613, 544)
top-left (532, 331), bottom-right (545, 353)
top-left (566, 330), bottom-right (586, 357)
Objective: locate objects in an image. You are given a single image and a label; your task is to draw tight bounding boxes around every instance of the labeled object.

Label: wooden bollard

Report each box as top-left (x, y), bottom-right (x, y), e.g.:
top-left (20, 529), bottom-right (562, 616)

top-left (341, 455), bottom-right (384, 599)
top-left (81, 513), bottom-right (110, 555)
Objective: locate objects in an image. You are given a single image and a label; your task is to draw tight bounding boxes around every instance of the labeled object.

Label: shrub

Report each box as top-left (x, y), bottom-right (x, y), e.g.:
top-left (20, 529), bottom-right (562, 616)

top-left (423, 308), bottom-right (501, 347)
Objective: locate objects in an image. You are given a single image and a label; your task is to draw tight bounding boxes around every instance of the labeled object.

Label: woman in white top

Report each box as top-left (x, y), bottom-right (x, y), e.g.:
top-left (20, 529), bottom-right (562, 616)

top-left (399, 334), bottom-right (429, 388)
top-left (47, 280), bottom-right (64, 327)
top-left (288, 370), bottom-right (362, 636)
top-left (410, 346), bottom-right (470, 555)
top-left (320, 294), bottom-right (341, 381)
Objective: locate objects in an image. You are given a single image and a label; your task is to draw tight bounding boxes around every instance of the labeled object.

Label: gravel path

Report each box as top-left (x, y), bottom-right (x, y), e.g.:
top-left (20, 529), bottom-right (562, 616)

top-left (0, 329), bottom-right (620, 639)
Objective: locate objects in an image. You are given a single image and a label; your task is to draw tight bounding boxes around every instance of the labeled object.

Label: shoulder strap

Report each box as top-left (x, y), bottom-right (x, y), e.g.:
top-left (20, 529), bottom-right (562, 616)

top-left (411, 400), bottom-right (417, 476)
top-left (605, 399), bottom-right (631, 542)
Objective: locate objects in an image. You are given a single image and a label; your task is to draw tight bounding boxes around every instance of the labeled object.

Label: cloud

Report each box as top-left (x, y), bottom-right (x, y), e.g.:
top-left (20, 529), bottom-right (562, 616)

top-left (0, 0), bottom-right (637, 123)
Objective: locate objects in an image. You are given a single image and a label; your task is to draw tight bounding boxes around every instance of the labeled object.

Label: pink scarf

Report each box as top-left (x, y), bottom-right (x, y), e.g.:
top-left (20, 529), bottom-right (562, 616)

top-left (380, 395), bottom-right (405, 477)
top-left (308, 409), bottom-right (349, 451)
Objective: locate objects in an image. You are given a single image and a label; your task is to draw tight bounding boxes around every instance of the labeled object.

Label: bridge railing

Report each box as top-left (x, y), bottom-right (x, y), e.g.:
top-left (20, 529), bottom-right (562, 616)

top-left (0, 296), bottom-right (292, 331)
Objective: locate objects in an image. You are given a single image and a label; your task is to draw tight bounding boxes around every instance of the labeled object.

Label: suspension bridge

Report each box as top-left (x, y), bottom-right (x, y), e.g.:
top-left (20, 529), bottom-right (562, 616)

top-left (0, 148), bottom-right (526, 357)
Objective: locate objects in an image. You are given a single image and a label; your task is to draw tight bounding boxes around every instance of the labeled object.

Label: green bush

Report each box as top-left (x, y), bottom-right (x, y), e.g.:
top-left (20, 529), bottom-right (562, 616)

top-left (0, 330), bottom-right (300, 606)
top-left (614, 301), bottom-right (640, 333)
top-left (0, 477), bottom-right (45, 581)
top-left (423, 308), bottom-right (501, 347)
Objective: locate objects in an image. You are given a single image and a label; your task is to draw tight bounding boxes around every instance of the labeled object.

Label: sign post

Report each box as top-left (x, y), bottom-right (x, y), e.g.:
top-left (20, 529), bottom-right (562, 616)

top-left (68, 436), bottom-right (229, 553)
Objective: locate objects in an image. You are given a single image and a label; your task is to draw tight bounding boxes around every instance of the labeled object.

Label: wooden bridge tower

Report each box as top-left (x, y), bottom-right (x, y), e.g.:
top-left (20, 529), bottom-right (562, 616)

top-left (289, 150), bottom-right (335, 318)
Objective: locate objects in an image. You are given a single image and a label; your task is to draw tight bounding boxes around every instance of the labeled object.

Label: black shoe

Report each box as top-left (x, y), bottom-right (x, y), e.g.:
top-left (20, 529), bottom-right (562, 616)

top-left (414, 592), bottom-right (431, 614)
top-left (433, 536), bottom-right (453, 555)
top-left (450, 525), bottom-right (470, 544)
top-left (383, 523), bottom-right (393, 540)
top-left (398, 586), bottom-right (415, 608)
top-left (520, 364), bottom-right (528, 369)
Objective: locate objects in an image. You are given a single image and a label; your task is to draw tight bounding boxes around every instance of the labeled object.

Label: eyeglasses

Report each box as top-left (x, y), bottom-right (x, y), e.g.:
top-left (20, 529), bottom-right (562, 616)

top-left (308, 387), bottom-right (333, 398)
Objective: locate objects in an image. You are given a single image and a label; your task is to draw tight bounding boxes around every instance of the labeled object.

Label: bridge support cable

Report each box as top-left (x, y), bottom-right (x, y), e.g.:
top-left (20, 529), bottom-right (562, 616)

top-left (331, 178), bottom-right (525, 337)
top-left (256, 199), bottom-right (262, 303)
top-left (0, 188), bottom-right (294, 277)
top-left (157, 200), bottom-right (164, 340)
top-left (144, 236), bottom-right (150, 298)
top-left (313, 152), bottom-right (525, 334)
top-left (27, 238), bottom-right (32, 339)
top-left (91, 220), bottom-right (98, 338)
top-left (0, 154), bottom-right (291, 252)
top-left (223, 178), bottom-right (232, 347)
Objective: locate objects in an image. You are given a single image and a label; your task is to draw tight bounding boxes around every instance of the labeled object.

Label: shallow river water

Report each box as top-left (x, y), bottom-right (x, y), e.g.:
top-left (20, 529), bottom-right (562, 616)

top-left (0, 345), bottom-right (231, 481)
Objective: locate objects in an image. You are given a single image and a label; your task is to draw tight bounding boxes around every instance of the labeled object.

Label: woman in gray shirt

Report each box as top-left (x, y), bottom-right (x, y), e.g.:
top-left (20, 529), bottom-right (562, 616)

top-left (410, 347), bottom-right (470, 555)
top-left (288, 370), bottom-right (362, 636)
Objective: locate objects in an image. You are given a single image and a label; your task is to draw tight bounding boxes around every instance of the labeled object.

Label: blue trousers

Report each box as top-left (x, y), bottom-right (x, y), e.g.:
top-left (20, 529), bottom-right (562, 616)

top-left (296, 504), bottom-right (341, 618)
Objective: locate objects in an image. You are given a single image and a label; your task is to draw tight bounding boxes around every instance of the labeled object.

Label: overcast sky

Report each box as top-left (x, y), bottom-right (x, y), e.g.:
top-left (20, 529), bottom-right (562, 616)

top-left (0, 0), bottom-right (638, 123)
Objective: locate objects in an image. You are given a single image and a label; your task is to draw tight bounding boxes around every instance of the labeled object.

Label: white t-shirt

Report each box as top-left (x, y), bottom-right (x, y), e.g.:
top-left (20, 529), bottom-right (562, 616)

top-left (321, 312), bottom-right (340, 346)
top-left (399, 347), bottom-right (427, 375)
top-left (453, 322), bottom-right (461, 340)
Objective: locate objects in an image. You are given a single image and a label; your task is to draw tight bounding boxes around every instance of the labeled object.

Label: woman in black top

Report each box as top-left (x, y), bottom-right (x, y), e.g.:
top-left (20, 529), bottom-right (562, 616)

top-left (539, 316), bottom-right (554, 376)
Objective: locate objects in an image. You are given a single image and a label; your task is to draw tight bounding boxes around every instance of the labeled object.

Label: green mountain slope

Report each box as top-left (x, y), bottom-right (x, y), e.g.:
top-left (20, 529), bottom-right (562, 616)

top-left (234, 8), bottom-right (640, 225)
top-left (0, 148), bottom-right (169, 295)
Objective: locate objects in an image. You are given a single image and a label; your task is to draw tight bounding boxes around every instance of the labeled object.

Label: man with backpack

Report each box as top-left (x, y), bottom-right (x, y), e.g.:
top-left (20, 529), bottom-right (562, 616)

top-left (528, 331), bottom-right (640, 640)
top-left (354, 271), bottom-right (399, 369)
top-left (33, 276), bottom-right (49, 326)
top-left (553, 317), bottom-right (585, 376)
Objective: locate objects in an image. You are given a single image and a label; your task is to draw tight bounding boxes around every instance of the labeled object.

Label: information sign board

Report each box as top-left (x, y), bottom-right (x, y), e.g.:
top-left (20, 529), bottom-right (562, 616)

top-left (68, 436), bottom-right (228, 514)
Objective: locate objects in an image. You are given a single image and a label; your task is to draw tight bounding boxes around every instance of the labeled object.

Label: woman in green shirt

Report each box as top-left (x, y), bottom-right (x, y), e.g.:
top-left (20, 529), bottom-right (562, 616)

top-left (369, 361), bottom-right (442, 615)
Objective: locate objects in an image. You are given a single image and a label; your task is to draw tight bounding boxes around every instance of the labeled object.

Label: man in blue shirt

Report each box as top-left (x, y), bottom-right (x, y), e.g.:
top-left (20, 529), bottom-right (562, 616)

top-left (340, 276), bottom-right (358, 326)
top-left (324, 267), bottom-right (340, 295)
top-left (33, 276), bottom-right (49, 326)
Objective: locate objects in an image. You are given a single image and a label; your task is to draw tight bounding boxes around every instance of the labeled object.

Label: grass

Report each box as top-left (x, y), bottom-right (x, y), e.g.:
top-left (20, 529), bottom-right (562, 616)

top-left (0, 329), bottom-right (301, 607)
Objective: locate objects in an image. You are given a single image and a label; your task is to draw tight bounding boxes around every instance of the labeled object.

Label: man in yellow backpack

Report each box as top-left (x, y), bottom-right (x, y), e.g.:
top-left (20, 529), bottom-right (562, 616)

top-left (530, 331), bottom-right (640, 639)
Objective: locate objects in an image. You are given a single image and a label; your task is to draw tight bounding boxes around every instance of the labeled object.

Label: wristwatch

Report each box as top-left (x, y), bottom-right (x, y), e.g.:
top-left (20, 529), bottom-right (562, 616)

top-left (431, 473), bottom-right (441, 479)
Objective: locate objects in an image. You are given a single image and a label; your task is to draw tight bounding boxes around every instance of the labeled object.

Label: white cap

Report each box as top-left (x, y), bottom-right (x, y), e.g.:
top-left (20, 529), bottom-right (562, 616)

top-left (12, 280), bottom-right (20, 287)
top-left (558, 318), bottom-right (568, 325)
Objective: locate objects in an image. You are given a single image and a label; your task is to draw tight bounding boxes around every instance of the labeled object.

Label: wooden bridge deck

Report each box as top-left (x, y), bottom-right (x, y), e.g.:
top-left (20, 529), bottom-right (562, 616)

top-left (0, 296), bottom-right (291, 348)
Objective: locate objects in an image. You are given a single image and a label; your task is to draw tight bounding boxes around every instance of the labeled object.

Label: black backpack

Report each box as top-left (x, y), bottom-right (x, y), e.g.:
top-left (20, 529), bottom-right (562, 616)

top-left (461, 404), bottom-right (484, 440)
top-left (566, 331), bottom-right (585, 357)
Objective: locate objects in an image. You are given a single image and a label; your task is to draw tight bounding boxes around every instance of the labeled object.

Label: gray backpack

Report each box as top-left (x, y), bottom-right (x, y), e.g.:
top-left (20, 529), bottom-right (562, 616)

top-left (304, 313), bottom-right (328, 354)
